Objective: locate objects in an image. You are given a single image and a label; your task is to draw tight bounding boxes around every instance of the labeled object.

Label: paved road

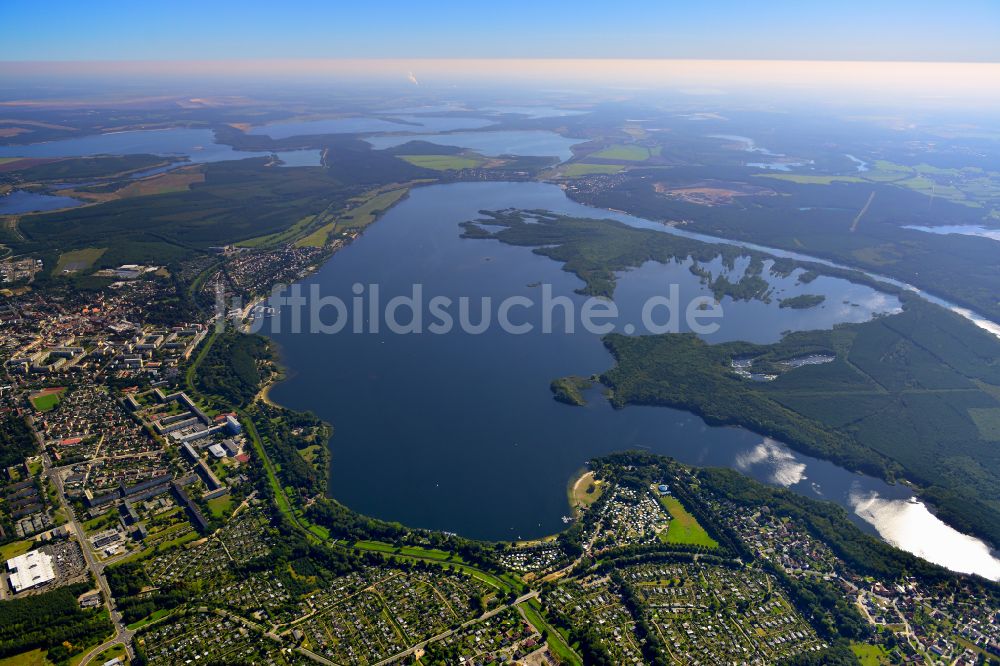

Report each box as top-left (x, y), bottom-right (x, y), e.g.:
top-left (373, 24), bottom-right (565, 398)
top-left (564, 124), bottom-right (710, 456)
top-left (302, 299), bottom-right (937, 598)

top-left (46, 459), bottom-right (135, 665)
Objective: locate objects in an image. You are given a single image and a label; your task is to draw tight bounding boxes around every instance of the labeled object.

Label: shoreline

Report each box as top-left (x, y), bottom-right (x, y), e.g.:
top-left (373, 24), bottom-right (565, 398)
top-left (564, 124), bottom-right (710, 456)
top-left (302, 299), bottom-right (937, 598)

top-left (236, 178), bottom-right (998, 560)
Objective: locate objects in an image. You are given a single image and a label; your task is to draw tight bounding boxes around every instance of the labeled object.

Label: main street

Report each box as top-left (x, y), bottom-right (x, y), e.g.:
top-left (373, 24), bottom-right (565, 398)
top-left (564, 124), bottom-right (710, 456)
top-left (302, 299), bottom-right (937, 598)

top-left (44, 455), bottom-right (135, 664)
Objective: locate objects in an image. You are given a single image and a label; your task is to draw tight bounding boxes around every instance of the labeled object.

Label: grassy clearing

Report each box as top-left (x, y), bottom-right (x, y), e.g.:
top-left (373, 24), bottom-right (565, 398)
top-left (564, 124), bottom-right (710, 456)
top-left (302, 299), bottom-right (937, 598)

top-left (53, 247), bottom-right (106, 275)
top-left (90, 644), bottom-right (127, 666)
top-left (519, 599), bottom-right (582, 666)
top-left (294, 221), bottom-right (336, 248)
top-left (206, 494), bottom-right (234, 519)
top-left (297, 443), bottom-right (322, 464)
top-left (969, 407), bottom-right (1000, 440)
top-left (398, 154), bottom-right (483, 171)
top-left (563, 163), bottom-right (625, 177)
top-left (351, 540), bottom-right (518, 593)
top-left (568, 470), bottom-right (604, 513)
top-left (658, 495), bottom-right (718, 548)
top-left (336, 187), bottom-right (409, 232)
top-left (589, 144), bottom-right (654, 161)
top-left (115, 170), bottom-right (204, 198)
top-left (127, 608), bottom-right (173, 631)
top-left (0, 539), bottom-right (35, 561)
top-left (352, 540), bottom-right (464, 563)
top-left (119, 529), bottom-right (199, 564)
top-left (237, 214), bottom-right (317, 248)
top-left (82, 511), bottom-right (119, 533)
top-left (0, 648), bottom-right (47, 666)
top-left (850, 643), bottom-right (892, 665)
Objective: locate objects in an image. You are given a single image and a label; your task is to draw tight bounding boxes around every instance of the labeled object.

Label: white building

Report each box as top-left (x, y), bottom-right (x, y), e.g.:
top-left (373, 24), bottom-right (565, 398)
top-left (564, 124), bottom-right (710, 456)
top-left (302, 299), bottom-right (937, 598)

top-left (6, 549), bottom-right (56, 593)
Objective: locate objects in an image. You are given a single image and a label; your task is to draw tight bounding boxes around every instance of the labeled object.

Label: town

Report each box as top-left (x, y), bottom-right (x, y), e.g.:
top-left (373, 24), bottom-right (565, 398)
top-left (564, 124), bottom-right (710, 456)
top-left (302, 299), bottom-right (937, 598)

top-left (0, 207), bottom-right (998, 666)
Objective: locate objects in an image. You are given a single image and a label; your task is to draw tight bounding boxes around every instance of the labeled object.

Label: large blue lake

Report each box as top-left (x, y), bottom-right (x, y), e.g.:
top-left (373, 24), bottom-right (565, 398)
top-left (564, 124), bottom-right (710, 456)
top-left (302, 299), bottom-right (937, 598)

top-left (248, 115), bottom-right (496, 139)
top-left (0, 128), bottom-right (321, 166)
top-left (265, 181), bottom-right (1000, 579)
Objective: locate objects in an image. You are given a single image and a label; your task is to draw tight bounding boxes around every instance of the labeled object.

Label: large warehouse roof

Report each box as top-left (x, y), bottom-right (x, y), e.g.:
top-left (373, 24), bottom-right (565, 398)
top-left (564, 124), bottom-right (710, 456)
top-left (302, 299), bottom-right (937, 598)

top-left (6, 549), bottom-right (55, 593)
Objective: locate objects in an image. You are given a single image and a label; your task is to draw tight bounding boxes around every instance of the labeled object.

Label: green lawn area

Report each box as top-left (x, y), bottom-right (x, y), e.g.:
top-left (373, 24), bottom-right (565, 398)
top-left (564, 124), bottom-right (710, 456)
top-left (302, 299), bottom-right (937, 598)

top-left (336, 187), bottom-right (410, 231)
top-left (53, 247), bottom-right (106, 275)
top-left (0, 539), bottom-right (35, 561)
top-left (206, 494), bottom-right (234, 519)
top-left (519, 600), bottom-right (582, 666)
top-left (89, 644), bottom-right (127, 666)
top-left (0, 648), bottom-right (47, 666)
top-left (297, 443), bottom-right (322, 464)
top-left (851, 642), bottom-right (893, 665)
top-left (82, 511), bottom-right (119, 533)
top-left (237, 214), bottom-right (316, 248)
top-left (352, 540), bottom-right (463, 562)
top-left (351, 540), bottom-right (520, 593)
top-left (294, 221), bottom-right (336, 248)
top-left (563, 163), bottom-right (625, 177)
top-left (120, 529), bottom-right (199, 564)
top-left (398, 154), bottom-right (484, 171)
top-left (127, 608), bottom-right (173, 631)
top-left (969, 407), bottom-right (1000, 440)
top-left (29, 388), bottom-right (66, 412)
top-left (658, 495), bottom-right (719, 548)
top-left (589, 144), bottom-right (655, 161)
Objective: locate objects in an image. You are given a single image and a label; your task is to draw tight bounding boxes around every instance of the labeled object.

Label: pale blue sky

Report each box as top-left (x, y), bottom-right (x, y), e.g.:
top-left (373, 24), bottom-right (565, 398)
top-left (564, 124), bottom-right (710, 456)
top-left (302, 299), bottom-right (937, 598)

top-left (2, 0), bottom-right (999, 62)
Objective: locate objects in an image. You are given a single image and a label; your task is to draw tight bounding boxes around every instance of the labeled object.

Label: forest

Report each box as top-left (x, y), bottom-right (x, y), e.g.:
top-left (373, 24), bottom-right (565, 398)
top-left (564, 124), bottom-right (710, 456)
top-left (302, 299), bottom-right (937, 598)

top-left (195, 332), bottom-right (273, 407)
top-left (0, 582), bottom-right (113, 662)
top-left (573, 164), bottom-right (1000, 321)
top-left (595, 297), bottom-right (1000, 548)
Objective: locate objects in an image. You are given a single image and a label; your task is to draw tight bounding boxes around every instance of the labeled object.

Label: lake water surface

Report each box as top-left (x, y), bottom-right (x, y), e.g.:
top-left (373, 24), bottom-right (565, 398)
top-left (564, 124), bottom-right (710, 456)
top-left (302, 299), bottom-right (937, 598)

top-left (904, 224), bottom-right (1000, 243)
top-left (248, 115), bottom-right (496, 139)
top-left (0, 128), bottom-right (321, 167)
top-left (266, 181), bottom-right (1000, 579)
top-left (0, 190), bottom-right (82, 214)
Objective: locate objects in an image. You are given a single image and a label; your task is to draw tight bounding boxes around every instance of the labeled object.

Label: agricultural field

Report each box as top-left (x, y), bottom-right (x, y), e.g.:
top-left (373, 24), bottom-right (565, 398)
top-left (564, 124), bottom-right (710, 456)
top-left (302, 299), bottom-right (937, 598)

top-left (335, 186), bottom-right (410, 232)
top-left (52, 248), bottom-right (106, 275)
top-left (112, 169), bottom-right (204, 198)
top-left (5, 154), bottom-right (170, 181)
top-left (237, 214), bottom-right (317, 248)
top-left (588, 144), bottom-right (658, 161)
top-left (293, 221), bottom-right (336, 248)
top-left (398, 154), bottom-right (484, 170)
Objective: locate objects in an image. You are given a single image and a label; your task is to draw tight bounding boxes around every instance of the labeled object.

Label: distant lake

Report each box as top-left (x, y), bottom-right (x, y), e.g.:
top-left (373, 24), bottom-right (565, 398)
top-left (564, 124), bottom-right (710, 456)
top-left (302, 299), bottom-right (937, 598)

top-left (904, 224), bottom-right (1000, 243)
top-left (265, 181), bottom-right (999, 579)
top-left (0, 128), bottom-right (321, 168)
top-left (0, 189), bottom-right (82, 214)
top-left (248, 115), bottom-right (496, 139)
top-left (365, 130), bottom-right (583, 161)
top-left (481, 105), bottom-right (589, 118)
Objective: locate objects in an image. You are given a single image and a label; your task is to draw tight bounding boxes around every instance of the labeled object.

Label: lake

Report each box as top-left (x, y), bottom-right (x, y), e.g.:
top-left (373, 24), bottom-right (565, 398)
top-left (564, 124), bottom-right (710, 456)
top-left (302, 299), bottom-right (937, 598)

top-left (248, 115), bottom-right (496, 139)
top-left (0, 189), bottom-right (82, 214)
top-left (904, 224), bottom-right (1000, 243)
top-left (0, 128), bottom-right (321, 167)
top-left (264, 180), bottom-right (1000, 579)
